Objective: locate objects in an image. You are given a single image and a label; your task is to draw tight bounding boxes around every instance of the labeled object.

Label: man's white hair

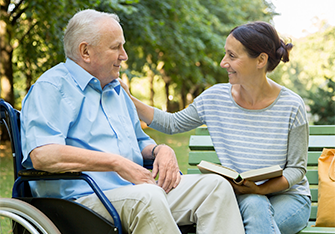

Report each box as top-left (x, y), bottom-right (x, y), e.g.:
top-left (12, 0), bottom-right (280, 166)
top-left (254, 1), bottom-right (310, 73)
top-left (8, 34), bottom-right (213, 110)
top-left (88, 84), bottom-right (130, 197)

top-left (63, 9), bottom-right (120, 61)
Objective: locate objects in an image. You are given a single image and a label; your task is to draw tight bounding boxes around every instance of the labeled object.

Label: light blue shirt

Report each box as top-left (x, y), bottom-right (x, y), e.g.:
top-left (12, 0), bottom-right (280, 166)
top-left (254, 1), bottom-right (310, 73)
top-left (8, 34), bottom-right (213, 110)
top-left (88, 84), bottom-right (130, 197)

top-left (21, 58), bottom-right (155, 200)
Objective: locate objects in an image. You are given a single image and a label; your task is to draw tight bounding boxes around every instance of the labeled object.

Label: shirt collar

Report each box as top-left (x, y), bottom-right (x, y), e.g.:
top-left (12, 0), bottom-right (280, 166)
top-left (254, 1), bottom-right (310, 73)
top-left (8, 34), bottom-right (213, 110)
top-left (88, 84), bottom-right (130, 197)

top-left (109, 79), bottom-right (121, 95)
top-left (64, 58), bottom-right (121, 95)
top-left (64, 58), bottom-right (94, 91)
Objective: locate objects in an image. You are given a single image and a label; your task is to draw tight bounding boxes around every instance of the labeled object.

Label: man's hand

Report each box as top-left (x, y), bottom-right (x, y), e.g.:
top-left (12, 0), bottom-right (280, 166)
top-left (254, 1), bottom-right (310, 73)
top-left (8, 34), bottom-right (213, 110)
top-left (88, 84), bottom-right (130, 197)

top-left (114, 156), bottom-right (156, 185)
top-left (152, 145), bottom-right (181, 193)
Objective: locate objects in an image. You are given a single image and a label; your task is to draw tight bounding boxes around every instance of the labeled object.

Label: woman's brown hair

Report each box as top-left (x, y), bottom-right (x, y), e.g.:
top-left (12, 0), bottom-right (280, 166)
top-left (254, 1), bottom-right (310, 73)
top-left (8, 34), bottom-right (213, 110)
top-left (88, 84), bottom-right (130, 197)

top-left (230, 21), bottom-right (293, 72)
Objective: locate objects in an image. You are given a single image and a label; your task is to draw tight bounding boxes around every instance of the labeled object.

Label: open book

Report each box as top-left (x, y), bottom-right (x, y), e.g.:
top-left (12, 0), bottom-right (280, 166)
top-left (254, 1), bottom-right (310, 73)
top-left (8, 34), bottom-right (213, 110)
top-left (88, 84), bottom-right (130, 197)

top-left (197, 160), bottom-right (282, 185)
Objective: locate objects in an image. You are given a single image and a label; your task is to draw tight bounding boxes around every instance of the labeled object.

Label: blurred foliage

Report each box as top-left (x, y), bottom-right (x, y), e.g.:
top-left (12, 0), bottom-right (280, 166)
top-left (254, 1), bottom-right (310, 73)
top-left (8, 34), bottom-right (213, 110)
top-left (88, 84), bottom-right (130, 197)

top-left (0, 0), bottom-right (275, 110)
top-left (0, 0), bottom-right (139, 108)
top-left (118, 0), bottom-right (276, 110)
top-left (308, 78), bottom-right (335, 125)
top-left (269, 22), bottom-right (335, 124)
top-left (1, 0), bottom-right (333, 124)
top-left (270, 22), bottom-right (335, 96)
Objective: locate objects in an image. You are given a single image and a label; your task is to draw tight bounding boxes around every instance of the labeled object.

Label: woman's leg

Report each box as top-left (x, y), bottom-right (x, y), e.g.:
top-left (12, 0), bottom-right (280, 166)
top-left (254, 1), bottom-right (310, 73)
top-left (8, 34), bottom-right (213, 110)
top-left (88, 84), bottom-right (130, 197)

top-left (269, 194), bottom-right (311, 234)
top-left (237, 194), bottom-right (281, 234)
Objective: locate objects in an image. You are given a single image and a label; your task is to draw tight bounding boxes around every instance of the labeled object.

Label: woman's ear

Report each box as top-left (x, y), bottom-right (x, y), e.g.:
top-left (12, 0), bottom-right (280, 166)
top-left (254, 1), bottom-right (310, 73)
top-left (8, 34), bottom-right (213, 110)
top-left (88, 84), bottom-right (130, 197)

top-left (257, 53), bottom-right (268, 69)
top-left (79, 42), bottom-right (90, 63)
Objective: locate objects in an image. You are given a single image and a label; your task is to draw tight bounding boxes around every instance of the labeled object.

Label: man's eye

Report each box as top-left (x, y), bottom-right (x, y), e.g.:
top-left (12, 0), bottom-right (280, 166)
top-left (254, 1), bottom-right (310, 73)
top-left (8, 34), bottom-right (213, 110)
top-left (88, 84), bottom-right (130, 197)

top-left (111, 44), bottom-right (121, 50)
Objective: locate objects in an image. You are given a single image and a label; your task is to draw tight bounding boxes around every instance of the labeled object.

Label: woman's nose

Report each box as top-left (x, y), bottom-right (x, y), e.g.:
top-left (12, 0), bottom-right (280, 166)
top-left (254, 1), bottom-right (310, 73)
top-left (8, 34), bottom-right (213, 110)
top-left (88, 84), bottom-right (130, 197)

top-left (220, 58), bottom-right (229, 68)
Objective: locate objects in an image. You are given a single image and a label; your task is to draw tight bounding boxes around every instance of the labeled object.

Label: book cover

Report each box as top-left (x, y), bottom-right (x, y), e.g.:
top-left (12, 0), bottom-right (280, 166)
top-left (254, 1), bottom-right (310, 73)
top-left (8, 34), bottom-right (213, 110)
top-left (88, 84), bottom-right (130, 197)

top-left (197, 160), bottom-right (282, 184)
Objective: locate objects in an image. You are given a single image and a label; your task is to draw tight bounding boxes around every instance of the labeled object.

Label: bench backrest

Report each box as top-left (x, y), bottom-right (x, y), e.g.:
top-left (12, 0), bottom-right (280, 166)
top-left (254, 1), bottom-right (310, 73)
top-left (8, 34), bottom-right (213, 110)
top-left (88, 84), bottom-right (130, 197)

top-left (187, 125), bottom-right (335, 221)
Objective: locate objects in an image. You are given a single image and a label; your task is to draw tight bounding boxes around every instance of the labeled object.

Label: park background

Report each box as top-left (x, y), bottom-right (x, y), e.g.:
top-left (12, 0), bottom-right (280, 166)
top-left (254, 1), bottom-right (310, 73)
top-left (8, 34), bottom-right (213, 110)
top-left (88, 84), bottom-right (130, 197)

top-left (1, 0), bottom-right (334, 198)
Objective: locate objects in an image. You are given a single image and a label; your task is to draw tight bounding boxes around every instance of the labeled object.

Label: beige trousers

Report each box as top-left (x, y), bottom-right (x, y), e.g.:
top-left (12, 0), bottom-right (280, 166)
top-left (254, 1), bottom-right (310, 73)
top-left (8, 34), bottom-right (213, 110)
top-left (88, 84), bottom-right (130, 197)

top-left (76, 174), bottom-right (244, 234)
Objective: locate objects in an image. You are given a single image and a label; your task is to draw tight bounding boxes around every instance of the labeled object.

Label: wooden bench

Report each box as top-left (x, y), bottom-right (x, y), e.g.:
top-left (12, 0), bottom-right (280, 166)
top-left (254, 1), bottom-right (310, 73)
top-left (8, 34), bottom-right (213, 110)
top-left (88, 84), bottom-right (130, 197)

top-left (187, 125), bottom-right (335, 234)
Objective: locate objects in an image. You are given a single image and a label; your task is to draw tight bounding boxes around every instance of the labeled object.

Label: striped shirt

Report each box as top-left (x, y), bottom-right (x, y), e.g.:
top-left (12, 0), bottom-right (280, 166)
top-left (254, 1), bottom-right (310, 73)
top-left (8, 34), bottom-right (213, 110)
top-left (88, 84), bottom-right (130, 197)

top-left (150, 83), bottom-right (310, 196)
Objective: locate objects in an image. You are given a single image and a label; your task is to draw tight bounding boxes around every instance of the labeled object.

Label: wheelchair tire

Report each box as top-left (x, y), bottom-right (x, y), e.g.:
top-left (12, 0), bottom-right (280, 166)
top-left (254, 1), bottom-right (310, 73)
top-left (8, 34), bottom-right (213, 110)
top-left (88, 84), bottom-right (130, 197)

top-left (0, 198), bottom-right (60, 234)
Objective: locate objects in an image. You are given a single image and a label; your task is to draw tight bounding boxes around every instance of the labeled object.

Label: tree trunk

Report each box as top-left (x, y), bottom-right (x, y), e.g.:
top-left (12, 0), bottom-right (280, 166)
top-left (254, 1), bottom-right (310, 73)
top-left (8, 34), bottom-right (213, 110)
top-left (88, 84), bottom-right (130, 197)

top-left (180, 82), bottom-right (186, 109)
top-left (25, 61), bottom-right (33, 93)
top-left (165, 80), bottom-right (171, 112)
top-left (147, 69), bottom-right (154, 107)
top-left (0, 9), bottom-right (14, 107)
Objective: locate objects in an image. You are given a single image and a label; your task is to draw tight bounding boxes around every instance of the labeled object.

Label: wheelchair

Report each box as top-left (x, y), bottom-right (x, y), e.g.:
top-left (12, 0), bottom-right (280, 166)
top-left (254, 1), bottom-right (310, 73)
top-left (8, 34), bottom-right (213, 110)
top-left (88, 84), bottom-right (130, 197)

top-left (0, 99), bottom-right (196, 234)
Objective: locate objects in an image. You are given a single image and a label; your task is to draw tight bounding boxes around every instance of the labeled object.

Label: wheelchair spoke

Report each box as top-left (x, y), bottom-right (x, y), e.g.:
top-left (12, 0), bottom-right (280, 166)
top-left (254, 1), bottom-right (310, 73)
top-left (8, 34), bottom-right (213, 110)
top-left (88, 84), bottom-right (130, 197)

top-left (0, 199), bottom-right (60, 234)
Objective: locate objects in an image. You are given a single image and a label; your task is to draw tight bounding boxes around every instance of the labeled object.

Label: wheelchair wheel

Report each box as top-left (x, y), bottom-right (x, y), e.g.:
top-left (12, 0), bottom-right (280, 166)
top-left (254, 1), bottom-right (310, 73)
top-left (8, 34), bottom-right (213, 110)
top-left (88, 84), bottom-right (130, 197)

top-left (0, 198), bottom-right (60, 234)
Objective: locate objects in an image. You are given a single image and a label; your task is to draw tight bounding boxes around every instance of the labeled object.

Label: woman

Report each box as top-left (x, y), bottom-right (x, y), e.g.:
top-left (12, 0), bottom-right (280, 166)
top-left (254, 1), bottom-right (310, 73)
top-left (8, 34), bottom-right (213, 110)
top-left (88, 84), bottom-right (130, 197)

top-left (121, 21), bottom-right (311, 234)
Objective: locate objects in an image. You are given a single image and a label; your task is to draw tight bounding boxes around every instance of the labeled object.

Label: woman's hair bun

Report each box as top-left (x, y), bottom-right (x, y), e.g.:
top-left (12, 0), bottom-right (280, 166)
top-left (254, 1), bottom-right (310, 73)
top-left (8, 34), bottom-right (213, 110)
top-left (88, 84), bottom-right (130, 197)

top-left (276, 40), bottom-right (293, 63)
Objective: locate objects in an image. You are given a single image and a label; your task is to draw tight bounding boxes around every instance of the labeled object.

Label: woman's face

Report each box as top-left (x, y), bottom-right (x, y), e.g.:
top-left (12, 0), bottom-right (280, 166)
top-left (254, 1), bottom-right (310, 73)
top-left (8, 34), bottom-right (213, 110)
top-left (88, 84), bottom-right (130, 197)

top-left (220, 34), bottom-right (260, 85)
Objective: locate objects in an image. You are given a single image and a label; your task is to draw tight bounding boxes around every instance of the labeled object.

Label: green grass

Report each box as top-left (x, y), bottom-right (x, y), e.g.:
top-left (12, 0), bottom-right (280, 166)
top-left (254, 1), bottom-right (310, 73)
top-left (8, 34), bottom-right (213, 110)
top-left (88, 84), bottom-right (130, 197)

top-left (0, 141), bottom-right (14, 198)
top-left (143, 128), bottom-right (195, 174)
top-left (0, 128), bottom-right (194, 198)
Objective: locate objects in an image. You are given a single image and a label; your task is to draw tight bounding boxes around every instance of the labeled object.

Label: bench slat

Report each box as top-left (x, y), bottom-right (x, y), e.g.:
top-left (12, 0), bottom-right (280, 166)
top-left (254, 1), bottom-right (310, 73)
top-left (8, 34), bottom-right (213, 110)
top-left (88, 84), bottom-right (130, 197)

top-left (306, 170), bottom-right (318, 185)
top-left (308, 152), bottom-right (322, 166)
top-left (309, 136), bottom-right (335, 149)
top-left (298, 227), bottom-right (335, 234)
top-left (310, 205), bottom-right (318, 221)
top-left (310, 188), bottom-right (318, 203)
top-left (188, 151), bottom-right (220, 165)
top-left (195, 125), bottom-right (335, 136)
top-left (189, 151), bottom-right (321, 166)
top-left (187, 168), bottom-right (202, 174)
top-left (189, 135), bottom-right (214, 150)
top-left (309, 125), bottom-right (335, 135)
top-left (298, 222), bottom-right (335, 234)
top-left (188, 125), bottom-right (335, 233)
top-left (189, 135), bottom-right (335, 150)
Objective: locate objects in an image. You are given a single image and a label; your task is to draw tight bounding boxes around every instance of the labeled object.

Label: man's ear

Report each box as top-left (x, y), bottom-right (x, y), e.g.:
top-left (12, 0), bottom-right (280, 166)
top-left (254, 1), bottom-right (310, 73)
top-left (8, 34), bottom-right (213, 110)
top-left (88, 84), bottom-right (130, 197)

top-left (257, 53), bottom-right (268, 69)
top-left (79, 42), bottom-right (90, 63)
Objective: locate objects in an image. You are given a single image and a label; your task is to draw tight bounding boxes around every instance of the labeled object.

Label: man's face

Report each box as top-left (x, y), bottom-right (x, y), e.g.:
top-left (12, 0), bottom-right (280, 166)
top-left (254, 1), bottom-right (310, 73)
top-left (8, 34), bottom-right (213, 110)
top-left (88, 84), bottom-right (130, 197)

top-left (88, 18), bottom-right (128, 88)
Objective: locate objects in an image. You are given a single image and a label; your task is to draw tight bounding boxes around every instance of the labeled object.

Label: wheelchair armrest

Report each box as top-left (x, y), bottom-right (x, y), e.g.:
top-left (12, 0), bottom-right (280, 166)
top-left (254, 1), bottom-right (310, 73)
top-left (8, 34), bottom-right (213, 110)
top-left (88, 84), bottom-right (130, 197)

top-left (143, 159), bottom-right (154, 169)
top-left (13, 169), bottom-right (122, 234)
top-left (18, 169), bottom-right (82, 177)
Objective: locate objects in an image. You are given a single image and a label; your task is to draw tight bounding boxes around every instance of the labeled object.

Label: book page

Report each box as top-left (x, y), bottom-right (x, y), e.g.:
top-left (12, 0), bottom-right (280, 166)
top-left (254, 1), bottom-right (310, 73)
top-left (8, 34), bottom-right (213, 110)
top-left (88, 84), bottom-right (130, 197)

top-left (197, 161), bottom-right (239, 180)
top-left (239, 165), bottom-right (282, 182)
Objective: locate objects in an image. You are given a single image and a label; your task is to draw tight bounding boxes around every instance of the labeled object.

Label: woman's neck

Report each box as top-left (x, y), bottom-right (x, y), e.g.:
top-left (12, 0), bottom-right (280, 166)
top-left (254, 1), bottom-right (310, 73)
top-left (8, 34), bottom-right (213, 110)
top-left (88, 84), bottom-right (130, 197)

top-left (231, 78), bottom-right (281, 110)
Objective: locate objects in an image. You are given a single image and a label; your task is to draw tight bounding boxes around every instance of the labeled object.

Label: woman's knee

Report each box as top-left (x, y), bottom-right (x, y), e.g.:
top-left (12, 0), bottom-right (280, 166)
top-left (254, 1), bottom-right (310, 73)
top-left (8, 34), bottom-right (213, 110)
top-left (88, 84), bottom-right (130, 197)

top-left (237, 194), bottom-right (273, 216)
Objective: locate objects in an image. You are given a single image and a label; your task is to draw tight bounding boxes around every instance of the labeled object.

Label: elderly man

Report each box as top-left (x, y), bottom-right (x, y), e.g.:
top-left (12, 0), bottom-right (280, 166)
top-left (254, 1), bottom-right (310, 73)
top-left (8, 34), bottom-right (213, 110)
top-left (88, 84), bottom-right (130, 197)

top-left (20, 9), bottom-right (244, 234)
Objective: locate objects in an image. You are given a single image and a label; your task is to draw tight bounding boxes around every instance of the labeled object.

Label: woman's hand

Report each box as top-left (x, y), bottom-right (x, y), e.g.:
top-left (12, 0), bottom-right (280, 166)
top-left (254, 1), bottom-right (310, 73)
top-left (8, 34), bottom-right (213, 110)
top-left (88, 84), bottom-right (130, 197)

top-left (230, 176), bottom-right (289, 195)
top-left (118, 78), bottom-right (131, 97)
top-left (230, 180), bottom-right (260, 194)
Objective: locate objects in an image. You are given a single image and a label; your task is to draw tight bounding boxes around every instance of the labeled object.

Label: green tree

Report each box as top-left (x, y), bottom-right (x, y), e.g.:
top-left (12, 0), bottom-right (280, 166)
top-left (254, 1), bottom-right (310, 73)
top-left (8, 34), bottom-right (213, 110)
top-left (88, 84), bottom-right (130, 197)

top-left (308, 78), bottom-right (335, 125)
top-left (119, 0), bottom-right (276, 111)
top-left (0, 0), bottom-right (138, 108)
top-left (269, 22), bottom-right (335, 98)
top-left (268, 21), bottom-right (335, 124)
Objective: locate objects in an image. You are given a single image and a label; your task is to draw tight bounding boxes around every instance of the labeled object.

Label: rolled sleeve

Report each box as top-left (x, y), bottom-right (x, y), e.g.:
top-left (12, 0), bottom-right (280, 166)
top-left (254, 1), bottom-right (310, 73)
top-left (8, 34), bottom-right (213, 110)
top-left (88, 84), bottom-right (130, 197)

top-left (21, 81), bottom-right (75, 168)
